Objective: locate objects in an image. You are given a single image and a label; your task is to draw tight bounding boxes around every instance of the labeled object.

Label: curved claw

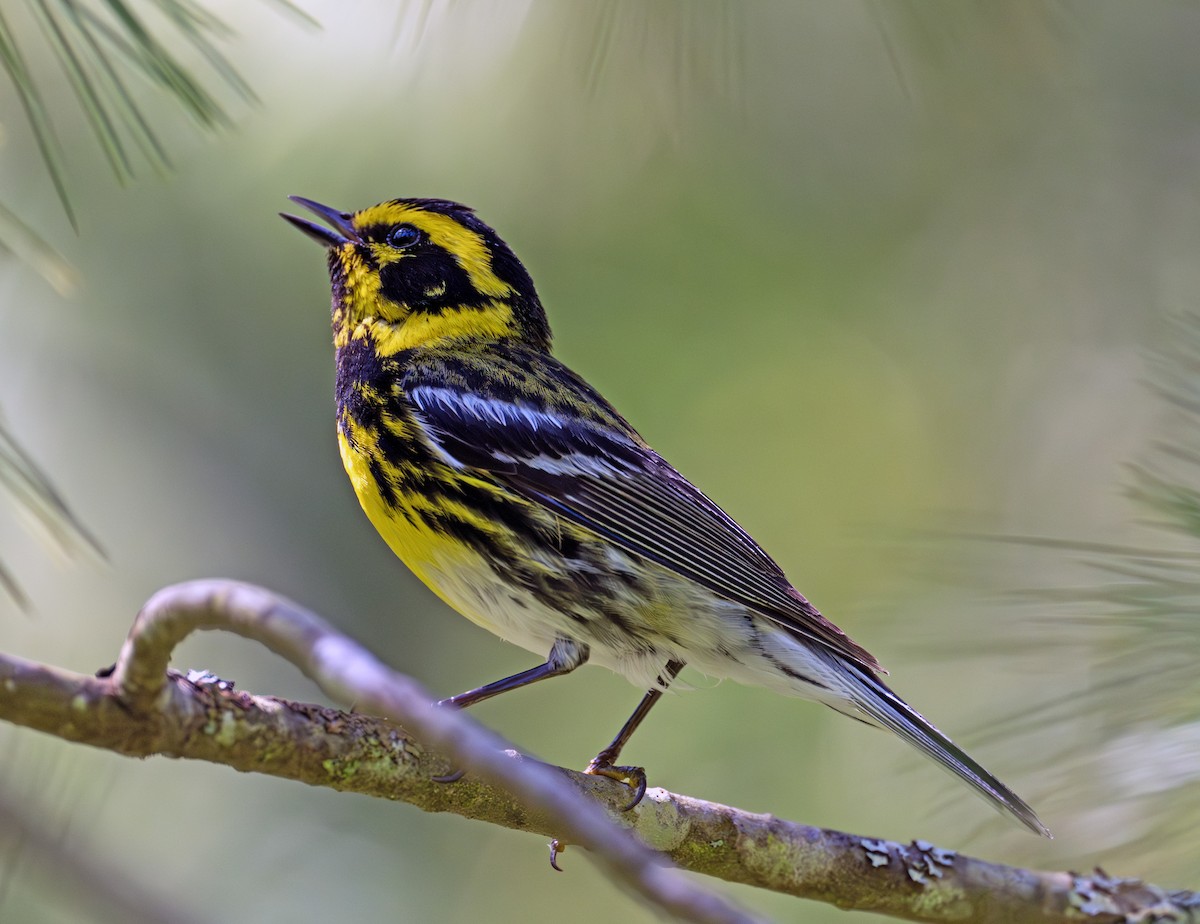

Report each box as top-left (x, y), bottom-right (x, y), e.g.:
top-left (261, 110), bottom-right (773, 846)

top-left (584, 760), bottom-right (648, 812)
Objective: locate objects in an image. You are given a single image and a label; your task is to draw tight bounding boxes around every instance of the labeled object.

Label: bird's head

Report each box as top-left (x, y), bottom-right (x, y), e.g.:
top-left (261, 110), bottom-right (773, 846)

top-left (282, 197), bottom-right (550, 353)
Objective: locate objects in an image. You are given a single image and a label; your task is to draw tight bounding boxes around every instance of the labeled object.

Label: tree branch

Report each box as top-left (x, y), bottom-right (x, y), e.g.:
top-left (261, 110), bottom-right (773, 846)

top-left (113, 580), bottom-right (759, 924)
top-left (0, 580), bottom-right (1194, 923)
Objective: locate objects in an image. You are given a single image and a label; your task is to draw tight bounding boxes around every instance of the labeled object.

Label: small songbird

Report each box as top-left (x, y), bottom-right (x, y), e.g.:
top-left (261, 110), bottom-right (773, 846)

top-left (282, 196), bottom-right (1048, 836)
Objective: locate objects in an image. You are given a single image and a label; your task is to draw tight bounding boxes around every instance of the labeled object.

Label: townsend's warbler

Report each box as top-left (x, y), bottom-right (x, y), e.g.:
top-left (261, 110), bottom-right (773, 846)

top-left (282, 196), bottom-right (1048, 836)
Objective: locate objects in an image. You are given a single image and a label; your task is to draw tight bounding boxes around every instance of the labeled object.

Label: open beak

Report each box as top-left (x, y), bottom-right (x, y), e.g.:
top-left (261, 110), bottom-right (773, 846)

top-left (280, 196), bottom-right (358, 247)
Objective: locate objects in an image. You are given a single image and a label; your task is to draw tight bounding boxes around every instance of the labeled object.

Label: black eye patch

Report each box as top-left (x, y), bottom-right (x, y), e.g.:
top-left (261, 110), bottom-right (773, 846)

top-left (379, 252), bottom-right (485, 311)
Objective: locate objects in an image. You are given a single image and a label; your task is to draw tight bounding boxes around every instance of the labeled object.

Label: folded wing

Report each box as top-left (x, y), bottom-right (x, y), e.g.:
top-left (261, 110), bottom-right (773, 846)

top-left (405, 361), bottom-right (881, 674)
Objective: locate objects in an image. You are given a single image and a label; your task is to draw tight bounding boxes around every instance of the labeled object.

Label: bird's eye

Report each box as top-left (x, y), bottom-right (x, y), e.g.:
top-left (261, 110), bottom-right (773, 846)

top-left (387, 224), bottom-right (422, 249)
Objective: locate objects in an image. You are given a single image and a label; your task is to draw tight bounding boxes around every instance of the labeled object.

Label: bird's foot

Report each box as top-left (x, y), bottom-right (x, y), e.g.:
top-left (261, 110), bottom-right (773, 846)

top-left (584, 756), bottom-right (647, 811)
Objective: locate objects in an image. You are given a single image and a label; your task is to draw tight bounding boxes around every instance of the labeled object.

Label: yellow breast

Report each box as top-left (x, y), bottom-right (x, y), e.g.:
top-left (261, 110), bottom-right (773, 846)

top-left (337, 414), bottom-right (467, 571)
top-left (338, 416), bottom-right (538, 640)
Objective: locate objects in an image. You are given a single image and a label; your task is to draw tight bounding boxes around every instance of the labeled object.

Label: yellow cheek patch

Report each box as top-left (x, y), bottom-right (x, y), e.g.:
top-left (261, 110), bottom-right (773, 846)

top-left (363, 300), bottom-right (516, 355)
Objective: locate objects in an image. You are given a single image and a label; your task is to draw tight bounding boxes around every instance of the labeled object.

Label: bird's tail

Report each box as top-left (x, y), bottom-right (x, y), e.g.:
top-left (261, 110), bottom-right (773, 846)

top-left (838, 665), bottom-right (1050, 837)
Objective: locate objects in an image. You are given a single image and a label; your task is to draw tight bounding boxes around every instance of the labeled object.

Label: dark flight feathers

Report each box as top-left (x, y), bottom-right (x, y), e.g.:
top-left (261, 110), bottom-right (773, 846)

top-left (403, 356), bottom-right (882, 674)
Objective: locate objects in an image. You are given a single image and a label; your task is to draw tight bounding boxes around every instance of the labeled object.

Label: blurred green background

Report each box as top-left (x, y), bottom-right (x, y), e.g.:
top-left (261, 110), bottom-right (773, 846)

top-left (2, 2), bottom-right (1198, 921)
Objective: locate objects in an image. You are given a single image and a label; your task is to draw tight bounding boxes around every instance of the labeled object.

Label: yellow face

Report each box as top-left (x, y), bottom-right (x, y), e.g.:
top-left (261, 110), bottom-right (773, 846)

top-left (284, 196), bottom-right (549, 353)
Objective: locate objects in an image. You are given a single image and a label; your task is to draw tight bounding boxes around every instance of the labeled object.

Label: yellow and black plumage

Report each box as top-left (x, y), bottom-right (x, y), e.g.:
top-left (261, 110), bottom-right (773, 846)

top-left (281, 196), bottom-right (1048, 836)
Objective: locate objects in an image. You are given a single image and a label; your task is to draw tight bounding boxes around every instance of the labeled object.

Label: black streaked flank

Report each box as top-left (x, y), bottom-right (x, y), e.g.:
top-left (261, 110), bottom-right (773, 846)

top-left (420, 509), bottom-right (499, 560)
top-left (366, 456), bottom-right (399, 509)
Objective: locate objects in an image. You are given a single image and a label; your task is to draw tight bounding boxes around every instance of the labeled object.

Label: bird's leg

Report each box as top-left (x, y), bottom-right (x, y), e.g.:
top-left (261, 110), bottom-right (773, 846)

top-left (433, 639), bottom-right (588, 782)
top-left (439, 637), bottom-right (588, 707)
top-left (585, 659), bottom-right (684, 811)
